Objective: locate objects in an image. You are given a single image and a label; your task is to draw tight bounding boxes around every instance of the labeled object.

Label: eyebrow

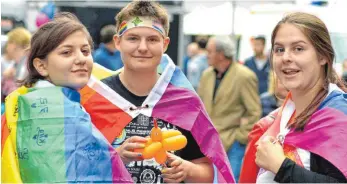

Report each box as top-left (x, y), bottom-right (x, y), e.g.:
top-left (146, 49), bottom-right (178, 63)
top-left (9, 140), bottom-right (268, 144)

top-left (125, 33), bottom-right (160, 38)
top-left (58, 44), bottom-right (90, 49)
top-left (148, 35), bottom-right (160, 38)
top-left (125, 33), bottom-right (139, 37)
top-left (274, 40), bottom-right (307, 46)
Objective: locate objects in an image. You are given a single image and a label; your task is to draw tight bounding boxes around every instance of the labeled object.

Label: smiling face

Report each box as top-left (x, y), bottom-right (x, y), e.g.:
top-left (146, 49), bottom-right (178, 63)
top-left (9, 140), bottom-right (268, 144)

top-left (114, 27), bottom-right (170, 73)
top-left (272, 23), bottom-right (327, 93)
top-left (34, 30), bottom-right (93, 89)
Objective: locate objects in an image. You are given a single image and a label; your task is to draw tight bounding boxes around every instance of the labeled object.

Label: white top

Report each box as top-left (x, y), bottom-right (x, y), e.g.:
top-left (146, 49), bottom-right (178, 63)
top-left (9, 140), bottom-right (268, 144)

top-left (255, 59), bottom-right (267, 70)
top-left (1, 56), bottom-right (14, 75)
top-left (256, 97), bottom-right (310, 183)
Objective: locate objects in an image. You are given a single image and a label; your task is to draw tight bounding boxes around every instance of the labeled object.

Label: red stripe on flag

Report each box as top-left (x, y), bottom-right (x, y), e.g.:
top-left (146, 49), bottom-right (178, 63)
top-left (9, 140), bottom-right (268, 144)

top-left (81, 89), bottom-right (132, 143)
top-left (1, 114), bottom-right (9, 155)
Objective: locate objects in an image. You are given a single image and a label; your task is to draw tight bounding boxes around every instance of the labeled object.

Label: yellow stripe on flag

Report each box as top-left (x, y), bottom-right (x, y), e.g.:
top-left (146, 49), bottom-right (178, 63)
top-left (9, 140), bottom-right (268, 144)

top-left (92, 63), bottom-right (120, 80)
top-left (2, 86), bottom-right (28, 183)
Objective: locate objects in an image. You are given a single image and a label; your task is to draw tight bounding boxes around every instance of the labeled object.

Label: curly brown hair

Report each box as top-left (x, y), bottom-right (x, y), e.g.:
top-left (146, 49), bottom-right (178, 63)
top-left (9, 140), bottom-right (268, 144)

top-left (115, 1), bottom-right (170, 36)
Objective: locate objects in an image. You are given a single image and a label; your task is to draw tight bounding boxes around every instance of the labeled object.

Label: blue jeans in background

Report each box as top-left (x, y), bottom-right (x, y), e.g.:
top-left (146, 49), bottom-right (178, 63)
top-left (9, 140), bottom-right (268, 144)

top-left (227, 140), bottom-right (246, 182)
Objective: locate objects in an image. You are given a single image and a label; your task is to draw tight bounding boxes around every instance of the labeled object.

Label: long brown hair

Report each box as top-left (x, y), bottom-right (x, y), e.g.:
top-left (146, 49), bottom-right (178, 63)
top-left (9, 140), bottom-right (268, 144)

top-left (20, 12), bottom-right (93, 87)
top-left (270, 12), bottom-right (347, 130)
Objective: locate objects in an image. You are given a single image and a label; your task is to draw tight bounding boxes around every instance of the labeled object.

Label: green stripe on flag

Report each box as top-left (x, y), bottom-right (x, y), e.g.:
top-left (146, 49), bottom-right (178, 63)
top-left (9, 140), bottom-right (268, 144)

top-left (16, 87), bottom-right (67, 183)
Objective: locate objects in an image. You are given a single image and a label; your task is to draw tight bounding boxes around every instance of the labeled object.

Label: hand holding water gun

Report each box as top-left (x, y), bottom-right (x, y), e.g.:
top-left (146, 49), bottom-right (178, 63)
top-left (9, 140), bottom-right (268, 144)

top-left (134, 119), bottom-right (188, 164)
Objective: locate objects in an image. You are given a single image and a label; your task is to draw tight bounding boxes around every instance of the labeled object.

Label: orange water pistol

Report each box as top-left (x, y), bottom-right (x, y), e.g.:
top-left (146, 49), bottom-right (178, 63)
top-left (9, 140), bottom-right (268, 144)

top-left (134, 119), bottom-right (187, 164)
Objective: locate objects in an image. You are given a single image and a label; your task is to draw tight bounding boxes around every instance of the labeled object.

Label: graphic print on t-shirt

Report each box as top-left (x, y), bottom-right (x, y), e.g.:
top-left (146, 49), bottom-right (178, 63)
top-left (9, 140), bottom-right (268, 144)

top-left (112, 114), bottom-right (177, 184)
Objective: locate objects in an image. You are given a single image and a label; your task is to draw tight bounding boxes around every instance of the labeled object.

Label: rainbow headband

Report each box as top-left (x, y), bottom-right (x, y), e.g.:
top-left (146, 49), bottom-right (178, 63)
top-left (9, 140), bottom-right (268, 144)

top-left (117, 16), bottom-right (166, 36)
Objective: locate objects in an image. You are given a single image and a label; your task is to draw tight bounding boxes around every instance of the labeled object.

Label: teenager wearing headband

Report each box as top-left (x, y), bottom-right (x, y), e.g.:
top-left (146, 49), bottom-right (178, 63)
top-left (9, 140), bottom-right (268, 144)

top-left (80, 1), bottom-right (234, 183)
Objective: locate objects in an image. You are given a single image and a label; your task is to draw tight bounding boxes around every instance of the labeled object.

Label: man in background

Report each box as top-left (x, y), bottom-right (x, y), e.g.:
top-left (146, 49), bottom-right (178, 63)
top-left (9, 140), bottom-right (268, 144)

top-left (198, 35), bottom-right (261, 182)
top-left (182, 42), bottom-right (199, 75)
top-left (93, 25), bottom-right (123, 71)
top-left (244, 36), bottom-right (270, 95)
top-left (187, 39), bottom-right (208, 90)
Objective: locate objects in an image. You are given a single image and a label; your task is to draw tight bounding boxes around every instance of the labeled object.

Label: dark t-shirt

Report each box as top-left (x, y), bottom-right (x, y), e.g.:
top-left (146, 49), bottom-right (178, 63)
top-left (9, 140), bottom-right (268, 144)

top-left (102, 75), bottom-right (205, 184)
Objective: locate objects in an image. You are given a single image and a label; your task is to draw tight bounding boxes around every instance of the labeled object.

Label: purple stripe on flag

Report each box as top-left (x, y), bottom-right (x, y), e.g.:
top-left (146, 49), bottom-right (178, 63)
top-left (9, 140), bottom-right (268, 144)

top-left (285, 107), bottom-right (347, 179)
top-left (152, 84), bottom-right (235, 183)
top-left (109, 147), bottom-right (133, 183)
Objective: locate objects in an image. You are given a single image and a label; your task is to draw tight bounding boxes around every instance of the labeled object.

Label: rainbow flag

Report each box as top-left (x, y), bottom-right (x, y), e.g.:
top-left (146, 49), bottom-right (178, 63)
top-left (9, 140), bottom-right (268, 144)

top-left (1, 86), bottom-right (132, 183)
top-left (80, 54), bottom-right (235, 183)
top-left (284, 85), bottom-right (347, 178)
top-left (118, 21), bottom-right (127, 36)
top-left (240, 84), bottom-right (347, 182)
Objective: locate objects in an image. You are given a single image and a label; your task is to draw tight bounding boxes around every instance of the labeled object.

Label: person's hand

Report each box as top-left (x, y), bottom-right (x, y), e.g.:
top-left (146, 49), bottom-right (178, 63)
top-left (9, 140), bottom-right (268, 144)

top-left (161, 153), bottom-right (191, 183)
top-left (255, 136), bottom-right (286, 174)
top-left (115, 136), bottom-right (147, 164)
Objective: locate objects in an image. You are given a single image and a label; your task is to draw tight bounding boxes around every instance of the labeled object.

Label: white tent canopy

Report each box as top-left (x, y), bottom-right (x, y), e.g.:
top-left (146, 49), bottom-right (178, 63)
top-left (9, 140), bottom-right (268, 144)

top-left (248, 3), bottom-right (347, 34)
top-left (183, 2), bottom-right (347, 35)
top-left (183, 2), bottom-right (347, 64)
top-left (183, 2), bottom-right (233, 35)
top-left (183, 2), bottom-right (249, 35)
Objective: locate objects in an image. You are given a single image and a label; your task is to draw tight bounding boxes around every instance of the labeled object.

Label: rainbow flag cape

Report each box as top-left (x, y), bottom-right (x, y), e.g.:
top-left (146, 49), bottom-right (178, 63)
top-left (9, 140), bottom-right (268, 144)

top-left (80, 54), bottom-right (235, 183)
top-left (1, 85), bottom-right (132, 183)
top-left (240, 84), bottom-right (347, 182)
top-left (284, 85), bottom-right (347, 178)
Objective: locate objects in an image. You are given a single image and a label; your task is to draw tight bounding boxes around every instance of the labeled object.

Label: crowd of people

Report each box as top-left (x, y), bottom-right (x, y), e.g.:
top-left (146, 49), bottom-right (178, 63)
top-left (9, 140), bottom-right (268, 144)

top-left (1, 1), bottom-right (347, 183)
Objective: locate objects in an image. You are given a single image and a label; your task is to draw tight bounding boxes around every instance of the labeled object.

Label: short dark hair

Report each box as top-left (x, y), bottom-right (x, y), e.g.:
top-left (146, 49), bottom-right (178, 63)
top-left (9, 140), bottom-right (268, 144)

top-left (254, 35), bottom-right (266, 45)
top-left (20, 12), bottom-right (93, 87)
top-left (100, 25), bottom-right (116, 44)
top-left (197, 39), bottom-right (207, 49)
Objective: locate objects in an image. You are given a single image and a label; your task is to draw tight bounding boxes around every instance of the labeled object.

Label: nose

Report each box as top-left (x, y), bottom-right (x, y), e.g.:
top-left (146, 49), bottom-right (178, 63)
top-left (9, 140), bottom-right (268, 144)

top-left (75, 50), bottom-right (87, 65)
top-left (282, 50), bottom-right (292, 63)
top-left (137, 38), bottom-right (148, 53)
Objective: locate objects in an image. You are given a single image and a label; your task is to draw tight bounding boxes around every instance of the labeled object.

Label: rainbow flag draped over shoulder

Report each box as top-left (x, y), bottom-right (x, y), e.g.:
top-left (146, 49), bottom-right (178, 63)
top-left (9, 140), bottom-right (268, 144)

top-left (284, 85), bottom-right (347, 178)
top-left (1, 85), bottom-right (132, 183)
top-left (240, 84), bottom-right (347, 182)
top-left (80, 54), bottom-right (235, 183)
